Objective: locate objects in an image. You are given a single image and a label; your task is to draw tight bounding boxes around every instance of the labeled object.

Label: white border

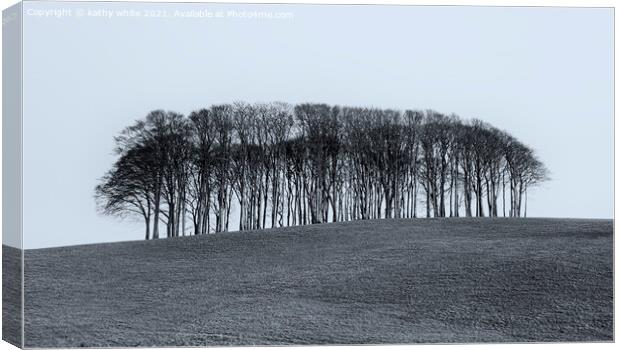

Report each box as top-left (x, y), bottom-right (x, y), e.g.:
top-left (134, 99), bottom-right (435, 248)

top-left (0, 1), bottom-right (616, 350)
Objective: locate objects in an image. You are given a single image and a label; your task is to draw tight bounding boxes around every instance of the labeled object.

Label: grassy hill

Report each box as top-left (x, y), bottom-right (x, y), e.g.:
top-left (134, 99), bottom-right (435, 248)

top-left (23, 218), bottom-right (613, 347)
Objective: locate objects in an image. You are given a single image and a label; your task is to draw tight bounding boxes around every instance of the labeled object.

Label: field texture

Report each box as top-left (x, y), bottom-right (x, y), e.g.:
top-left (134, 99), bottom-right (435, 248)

top-left (24, 218), bottom-right (613, 347)
top-left (2, 245), bottom-right (22, 347)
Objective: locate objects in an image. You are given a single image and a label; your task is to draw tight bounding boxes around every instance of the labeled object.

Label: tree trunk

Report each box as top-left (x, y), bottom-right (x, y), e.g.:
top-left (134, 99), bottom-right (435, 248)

top-left (152, 179), bottom-right (162, 239)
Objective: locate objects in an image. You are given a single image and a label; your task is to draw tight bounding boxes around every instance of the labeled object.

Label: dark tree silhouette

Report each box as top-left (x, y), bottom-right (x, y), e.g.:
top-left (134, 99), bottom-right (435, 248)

top-left (96, 102), bottom-right (549, 238)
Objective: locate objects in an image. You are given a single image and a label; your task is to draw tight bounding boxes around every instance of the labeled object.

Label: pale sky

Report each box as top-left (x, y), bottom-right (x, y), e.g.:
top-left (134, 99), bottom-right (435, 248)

top-left (19, 1), bottom-right (613, 248)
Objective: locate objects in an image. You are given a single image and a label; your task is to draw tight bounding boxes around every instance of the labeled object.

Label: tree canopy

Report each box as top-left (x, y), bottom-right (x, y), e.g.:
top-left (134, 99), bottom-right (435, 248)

top-left (95, 102), bottom-right (548, 239)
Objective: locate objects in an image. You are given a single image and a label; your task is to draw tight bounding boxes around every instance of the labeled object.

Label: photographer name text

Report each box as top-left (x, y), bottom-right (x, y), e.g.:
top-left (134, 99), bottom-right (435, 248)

top-left (24, 8), bottom-right (294, 20)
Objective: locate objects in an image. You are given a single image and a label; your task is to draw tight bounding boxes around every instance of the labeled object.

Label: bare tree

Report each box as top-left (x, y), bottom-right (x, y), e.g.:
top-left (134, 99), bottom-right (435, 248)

top-left (97, 102), bottom-right (549, 240)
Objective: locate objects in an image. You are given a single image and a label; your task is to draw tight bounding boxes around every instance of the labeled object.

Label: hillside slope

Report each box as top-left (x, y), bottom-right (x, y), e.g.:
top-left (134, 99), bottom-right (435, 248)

top-left (24, 218), bottom-right (613, 347)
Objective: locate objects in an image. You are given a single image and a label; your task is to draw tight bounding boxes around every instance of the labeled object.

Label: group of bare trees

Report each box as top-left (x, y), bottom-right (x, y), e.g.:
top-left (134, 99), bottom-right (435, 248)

top-left (95, 102), bottom-right (548, 239)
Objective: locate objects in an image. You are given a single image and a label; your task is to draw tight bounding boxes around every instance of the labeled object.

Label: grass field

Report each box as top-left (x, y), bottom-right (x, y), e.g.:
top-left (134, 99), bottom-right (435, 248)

top-left (2, 245), bottom-right (22, 347)
top-left (23, 218), bottom-right (613, 347)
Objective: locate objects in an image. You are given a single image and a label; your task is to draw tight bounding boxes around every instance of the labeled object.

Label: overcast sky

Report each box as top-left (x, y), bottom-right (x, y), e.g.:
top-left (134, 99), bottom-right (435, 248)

top-left (19, 1), bottom-right (613, 249)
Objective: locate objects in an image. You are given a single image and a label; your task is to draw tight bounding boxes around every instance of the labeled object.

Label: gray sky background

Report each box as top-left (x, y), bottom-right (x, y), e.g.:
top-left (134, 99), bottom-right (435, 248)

top-left (21, 1), bottom-right (613, 249)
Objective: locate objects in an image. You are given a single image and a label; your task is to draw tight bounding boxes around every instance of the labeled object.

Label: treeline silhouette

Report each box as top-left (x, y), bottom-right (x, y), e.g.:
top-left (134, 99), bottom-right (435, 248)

top-left (95, 102), bottom-right (548, 239)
